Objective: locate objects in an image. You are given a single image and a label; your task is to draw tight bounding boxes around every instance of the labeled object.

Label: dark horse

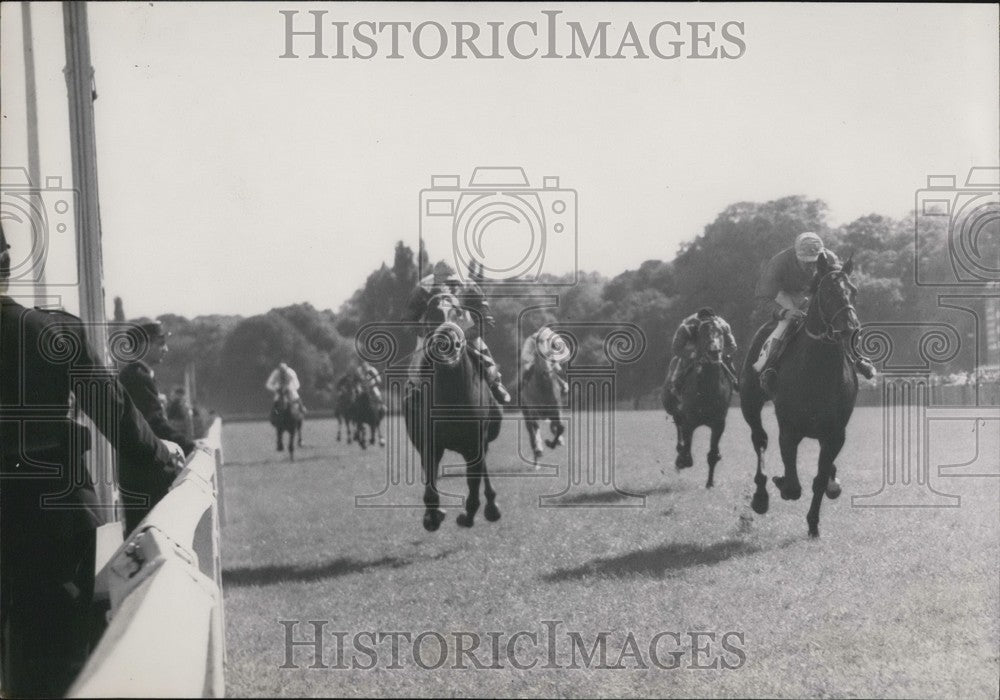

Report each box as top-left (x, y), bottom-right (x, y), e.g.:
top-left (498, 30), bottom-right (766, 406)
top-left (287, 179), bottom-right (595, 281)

top-left (270, 394), bottom-right (304, 460)
top-left (662, 316), bottom-right (735, 488)
top-left (333, 379), bottom-right (356, 444)
top-left (349, 384), bottom-right (386, 449)
top-left (519, 331), bottom-right (567, 468)
top-left (740, 253), bottom-right (860, 537)
top-left (404, 294), bottom-right (502, 531)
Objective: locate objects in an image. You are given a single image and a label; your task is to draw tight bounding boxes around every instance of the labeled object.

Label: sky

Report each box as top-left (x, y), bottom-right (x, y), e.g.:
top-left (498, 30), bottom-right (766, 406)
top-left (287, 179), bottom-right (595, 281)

top-left (1, 2), bottom-right (997, 319)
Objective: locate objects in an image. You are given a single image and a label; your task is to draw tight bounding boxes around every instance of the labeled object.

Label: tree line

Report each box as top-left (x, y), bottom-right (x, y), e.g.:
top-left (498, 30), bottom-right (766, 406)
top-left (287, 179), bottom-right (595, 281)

top-left (147, 194), bottom-right (979, 414)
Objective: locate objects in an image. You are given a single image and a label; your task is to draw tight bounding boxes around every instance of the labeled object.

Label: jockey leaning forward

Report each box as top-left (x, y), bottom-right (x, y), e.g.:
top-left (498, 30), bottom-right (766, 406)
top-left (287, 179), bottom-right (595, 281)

top-left (665, 307), bottom-right (739, 397)
top-left (354, 360), bottom-right (383, 402)
top-left (752, 231), bottom-right (875, 394)
top-left (521, 324), bottom-right (570, 396)
top-left (403, 260), bottom-right (512, 405)
top-left (266, 361), bottom-right (306, 412)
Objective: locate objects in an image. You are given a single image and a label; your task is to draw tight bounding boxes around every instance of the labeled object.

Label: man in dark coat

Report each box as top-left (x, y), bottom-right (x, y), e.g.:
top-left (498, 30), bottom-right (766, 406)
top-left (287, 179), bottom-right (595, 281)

top-left (118, 317), bottom-right (196, 533)
top-left (0, 227), bottom-right (184, 697)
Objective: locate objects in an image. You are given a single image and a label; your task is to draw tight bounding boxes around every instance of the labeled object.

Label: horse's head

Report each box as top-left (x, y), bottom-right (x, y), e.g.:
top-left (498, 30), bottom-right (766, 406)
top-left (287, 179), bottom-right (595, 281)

top-left (808, 253), bottom-right (860, 342)
top-left (425, 320), bottom-right (467, 368)
top-left (695, 318), bottom-right (726, 364)
top-left (534, 327), bottom-right (571, 374)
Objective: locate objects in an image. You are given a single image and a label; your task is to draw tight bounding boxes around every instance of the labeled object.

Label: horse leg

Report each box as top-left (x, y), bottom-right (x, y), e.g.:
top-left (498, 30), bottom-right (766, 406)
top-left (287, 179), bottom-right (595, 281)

top-left (336, 417), bottom-right (342, 442)
top-left (298, 420), bottom-right (303, 447)
top-left (288, 429), bottom-right (295, 461)
top-left (377, 420), bottom-right (385, 447)
top-left (706, 420), bottom-right (723, 488)
top-left (808, 431), bottom-right (845, 537)
top-left (457, 453), bottom-right (482, 528)
top-left (545, 417), bottom-right (565, 449)
top-left (422, 444), bottom-right (447, 532)
top-left (276, 428), bottom-right (284, 452)
top-left (525, 418), bottom-right (543, 467)
top-left (773, 423), bottom-right (803, 500)
top-left (742, 385), bottom-right (769, 514)
top-left (676, 422), bottom-right (694, 469)
top-left (483, 448), bottom-right (500, 523)
top-left (369, 421), bottom-right (376, 446)
top-left (356, 422), bottom-right (367, 450)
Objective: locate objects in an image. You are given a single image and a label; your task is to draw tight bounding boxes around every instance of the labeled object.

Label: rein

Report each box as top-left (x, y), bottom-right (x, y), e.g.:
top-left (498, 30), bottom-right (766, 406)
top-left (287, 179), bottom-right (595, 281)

top-left (804, 270), bottom-right (856, 344)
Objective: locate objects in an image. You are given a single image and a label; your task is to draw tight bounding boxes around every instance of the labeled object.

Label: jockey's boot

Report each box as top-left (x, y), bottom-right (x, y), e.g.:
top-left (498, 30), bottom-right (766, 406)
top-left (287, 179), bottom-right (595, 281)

top-left (723, 358), bottom-right (741, 390)
top-left (468, 338), bottom-right (511, 404)
top-left (855, 356), bottom-right (876, 380)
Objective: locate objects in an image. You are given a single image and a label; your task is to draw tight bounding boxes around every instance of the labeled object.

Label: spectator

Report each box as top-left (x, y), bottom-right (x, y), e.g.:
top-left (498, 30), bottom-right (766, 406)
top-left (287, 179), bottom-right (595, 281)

top-left (1, 227), bottom-right (184, 696)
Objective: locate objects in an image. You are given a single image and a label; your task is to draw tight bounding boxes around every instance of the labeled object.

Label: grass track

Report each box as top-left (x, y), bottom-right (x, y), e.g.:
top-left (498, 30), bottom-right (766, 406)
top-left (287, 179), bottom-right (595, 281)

top-left (221, 408), bottom-right (999, 698)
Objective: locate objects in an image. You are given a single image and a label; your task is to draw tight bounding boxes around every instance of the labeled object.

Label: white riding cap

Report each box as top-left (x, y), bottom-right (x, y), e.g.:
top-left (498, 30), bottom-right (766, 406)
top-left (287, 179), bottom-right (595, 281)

top-left (794, 232), bottom-right (824, 262)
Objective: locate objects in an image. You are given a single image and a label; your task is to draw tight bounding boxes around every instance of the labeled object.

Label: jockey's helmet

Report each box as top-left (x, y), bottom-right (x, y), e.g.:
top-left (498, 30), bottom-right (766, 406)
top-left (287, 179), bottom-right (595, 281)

top-left (794, 232), bottom-right (825, 262)
top-left (696, 307), bottom-right (716, 320)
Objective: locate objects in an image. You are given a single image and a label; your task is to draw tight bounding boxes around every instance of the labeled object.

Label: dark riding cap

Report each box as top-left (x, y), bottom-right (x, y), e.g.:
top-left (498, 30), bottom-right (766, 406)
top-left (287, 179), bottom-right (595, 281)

top-left (696, 307), bottom-right (716, 320)
top-left (129, 317), bottom-right (168, 342)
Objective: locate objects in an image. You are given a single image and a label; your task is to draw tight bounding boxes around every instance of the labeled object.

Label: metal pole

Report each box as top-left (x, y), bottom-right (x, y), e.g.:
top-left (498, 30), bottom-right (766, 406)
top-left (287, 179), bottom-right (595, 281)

top-left (21, 1), bottom-right (48, 305)
top-left (63, 0), bottom-right (117, 520)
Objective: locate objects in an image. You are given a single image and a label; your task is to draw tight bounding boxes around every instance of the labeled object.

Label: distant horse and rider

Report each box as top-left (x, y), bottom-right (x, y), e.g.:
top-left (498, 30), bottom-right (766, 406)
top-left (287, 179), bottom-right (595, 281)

top-left (267, 361), bottom-right (304, 460)
top-left (662, 307), bottom-right (739, 488)
top-left (402, 261), bottom-right (505, 531)
top-left (347, 361), bottom-right (387, 449)
top-left (740, 232), bottom-right (875, 537)
top-left (519, 325), bottom-right (569, 468)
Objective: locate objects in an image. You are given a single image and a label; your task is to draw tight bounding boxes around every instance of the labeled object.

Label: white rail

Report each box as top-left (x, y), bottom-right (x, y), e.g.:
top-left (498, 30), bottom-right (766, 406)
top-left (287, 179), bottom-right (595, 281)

top-left (68, 417), bottom-right (226, 698)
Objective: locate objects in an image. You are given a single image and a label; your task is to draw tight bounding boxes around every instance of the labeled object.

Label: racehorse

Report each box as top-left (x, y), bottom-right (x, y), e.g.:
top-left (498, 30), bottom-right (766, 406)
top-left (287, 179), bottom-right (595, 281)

top-left (662, 315), bottom-right (735, 487)
top-left (333, 379), bottom-right (357, 444)
top-left (740, 252), bottom-right (860, 537)
top-left (519, 329), bottom-right (567, 468)
top-left (404, 292), bottom-right (502, 531)
top-left (349, 382), bottom-right (386, 449)
top-left (270, 393), bottom-right (304, 460)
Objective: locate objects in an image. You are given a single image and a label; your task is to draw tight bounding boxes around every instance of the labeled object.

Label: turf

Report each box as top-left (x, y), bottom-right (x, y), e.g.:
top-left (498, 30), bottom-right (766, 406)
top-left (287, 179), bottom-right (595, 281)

top-left (220, 408), bottom-right (999, 698)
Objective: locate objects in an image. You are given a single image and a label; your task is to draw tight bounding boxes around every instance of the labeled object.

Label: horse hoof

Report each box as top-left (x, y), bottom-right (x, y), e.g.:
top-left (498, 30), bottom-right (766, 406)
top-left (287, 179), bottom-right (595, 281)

top-left (423, 510), bottom-right (446, 532)
top-left (808, 525), bottom-right (820, 538)
top-left (676, 455), bottom-right (693, 469)
top-left (751, 491), bottom-right (769, 514)
top-left (484, 503), bottom-right (501, 522)
top-left (276, 446), bottom-right (283, 452)
top-left (379, 439), bottom-right (385, 447)
top-left (456, 513), bottom-right (474, 528)
top-left (773, 476), bottom-right (802, 500)
top-left (705, 481), bottom-right (714, 489)
top-left (825, 477), bottom-right (842, 499)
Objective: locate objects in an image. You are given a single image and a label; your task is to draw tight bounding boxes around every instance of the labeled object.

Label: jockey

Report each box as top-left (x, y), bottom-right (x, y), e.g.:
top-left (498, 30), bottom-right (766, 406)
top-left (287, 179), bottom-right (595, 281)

top-left (521, 325), bottom-right (569, 394)
top-left (752, 232), bottom-right (875, 394)
top-left (354, 360), bottom-right (383, 402)
top-left (666, 307), bottom-right (738, 396)
top-left (404, 260), bottom-right (511, 404)
top-left (266, 361), bottom-right (304, 410)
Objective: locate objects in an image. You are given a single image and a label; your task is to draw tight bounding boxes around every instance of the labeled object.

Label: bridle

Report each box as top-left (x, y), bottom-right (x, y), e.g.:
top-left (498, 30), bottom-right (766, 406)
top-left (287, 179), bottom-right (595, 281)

top-left (696, 319), bottom-right (725, 364)
top-left (804, 269), bottom-right (858, 344)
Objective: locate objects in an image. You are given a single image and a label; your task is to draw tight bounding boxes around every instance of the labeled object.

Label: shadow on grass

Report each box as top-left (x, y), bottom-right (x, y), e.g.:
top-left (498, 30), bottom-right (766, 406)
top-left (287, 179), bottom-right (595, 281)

top-left (541, 538), bottom-right (760, 582)
top-left (544, 483), bottom-right (677, 506)
top-left (223, 555), bottom-right (410, 587)
top-left (225, 453), bottom-right (334, 468)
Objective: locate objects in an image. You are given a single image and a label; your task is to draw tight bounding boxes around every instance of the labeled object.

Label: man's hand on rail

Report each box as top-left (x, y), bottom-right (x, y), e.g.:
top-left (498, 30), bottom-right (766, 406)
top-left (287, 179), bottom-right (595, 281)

top-left (160, 439), bottom-right (186, 474)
